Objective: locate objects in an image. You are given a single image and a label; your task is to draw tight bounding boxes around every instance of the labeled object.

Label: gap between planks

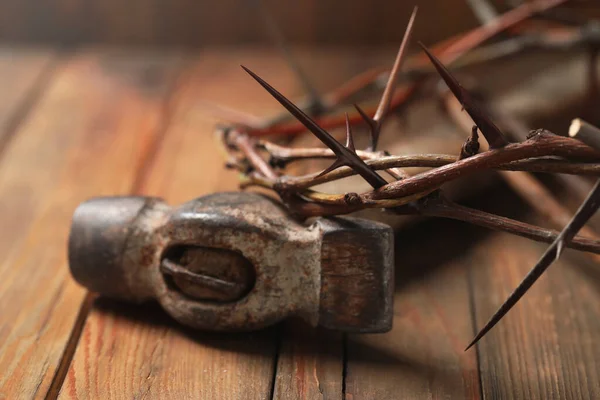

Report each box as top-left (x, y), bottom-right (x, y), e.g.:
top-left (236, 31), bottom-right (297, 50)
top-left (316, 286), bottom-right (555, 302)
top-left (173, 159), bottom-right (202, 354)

top-left (56, 47), bottom-right (395, 400)
top-left (467, 258), bottom-right (485, 400)
top-left (268, 325), bottom-right (284, 400)
top-left (0, 48), bottom-right (187, 399)
top-left (56, 48), bottom-right (301, 400)
top-left (45, 293), bottom-right (95, 400)
top-left (44, 52), bottom-right (190, 399)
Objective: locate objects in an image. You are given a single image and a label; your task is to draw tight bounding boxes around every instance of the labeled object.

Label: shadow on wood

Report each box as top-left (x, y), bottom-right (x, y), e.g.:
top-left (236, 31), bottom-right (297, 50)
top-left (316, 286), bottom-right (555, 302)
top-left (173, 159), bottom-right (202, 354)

top-left (394, 180), bottom-right (532, 290)
top-left (93, 297), bottom-right (279, 355)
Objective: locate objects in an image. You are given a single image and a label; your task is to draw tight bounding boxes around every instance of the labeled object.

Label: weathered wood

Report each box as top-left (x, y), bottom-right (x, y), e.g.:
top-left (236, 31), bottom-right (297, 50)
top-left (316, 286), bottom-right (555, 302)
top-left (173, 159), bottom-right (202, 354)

top-left (60, 47), bottom-right (405, 400)
top-left (269, 48), bottom-right (397, 399)
top-left (0, 49), bottom-right (182, 399)
top-left (344, 220), bottom-right (482, 399)
top-left (273, 324), bottom-right (343, 400)
top-left (61, 299), bottom-right (278, 400)
top-left (2, 46), bottom-right (598, 399)
top-left (471, 233), bottom-right (600, 399)
top-left (60, 48), bottom-right (317, 400)
top-left (137, 47), bottom-right (316, 200)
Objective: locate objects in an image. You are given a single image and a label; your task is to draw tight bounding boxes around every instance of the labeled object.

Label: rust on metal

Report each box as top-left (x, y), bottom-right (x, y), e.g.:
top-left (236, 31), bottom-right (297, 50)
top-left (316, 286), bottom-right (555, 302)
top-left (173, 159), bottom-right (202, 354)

top-left (160, 246), bottom-right (254, 303)
top-left (68, 192), bottom-right (394, 332)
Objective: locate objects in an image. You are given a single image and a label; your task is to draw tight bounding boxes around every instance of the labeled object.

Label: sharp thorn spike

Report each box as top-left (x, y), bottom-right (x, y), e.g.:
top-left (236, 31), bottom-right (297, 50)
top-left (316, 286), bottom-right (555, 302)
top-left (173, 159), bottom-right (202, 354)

top-left (314, 112), bottom-right (356, 179)
top-left (556, 239), bottom-right (565, 260)
top-left (466, 179), bottom-right (600, 351)
top-left (345, 113), bottom-right (356, 152)
top-left (354, 104), bottom-right (379, 151)
top-left (419, 42), bottom-right (509, 149)
top-left (242, 66), bottom-right (387, 189)
top-left (315, 158), bottom-right (346, 179)
top-left (373, 6), bottom-right (418, 125)
top-left (354, 103), bottom-right (376, 129)
top-left (459, 125), bottom-right (480, 159)
top-left (242, 65), bottom-right (341, 151)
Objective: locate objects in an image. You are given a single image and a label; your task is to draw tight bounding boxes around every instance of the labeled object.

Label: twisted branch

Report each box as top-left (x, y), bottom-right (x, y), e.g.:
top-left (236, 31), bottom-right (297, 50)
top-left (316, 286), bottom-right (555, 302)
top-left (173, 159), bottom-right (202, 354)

top-left (218, 1), bottom-right (600, 347)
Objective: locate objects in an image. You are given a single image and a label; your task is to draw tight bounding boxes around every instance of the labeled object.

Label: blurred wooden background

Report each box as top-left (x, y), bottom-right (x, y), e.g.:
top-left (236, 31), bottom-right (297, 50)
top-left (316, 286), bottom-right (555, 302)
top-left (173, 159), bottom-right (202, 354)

top-left (3, 0), bottom-right (598, 47)
top-left (0, 0), bottom-right (483, 47)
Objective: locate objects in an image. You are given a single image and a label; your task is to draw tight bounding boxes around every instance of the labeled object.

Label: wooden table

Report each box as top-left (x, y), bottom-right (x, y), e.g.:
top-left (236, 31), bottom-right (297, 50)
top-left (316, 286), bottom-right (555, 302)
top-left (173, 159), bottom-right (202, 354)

top-left (0, 46), bottom-right (599, 400)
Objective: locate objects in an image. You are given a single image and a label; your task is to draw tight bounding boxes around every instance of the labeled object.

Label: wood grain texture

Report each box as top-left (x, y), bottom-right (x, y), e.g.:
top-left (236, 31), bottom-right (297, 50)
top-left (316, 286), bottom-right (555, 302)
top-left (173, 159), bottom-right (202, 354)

top-left (273, 324), bottom-right (343, 400)
top-left (345, 220), bottom-right (482, 399)
top-left (0, 49), bottom-right (182, 399)
top-left (61, 46), bottom-right (406, 400)
top-left (3, 45), bottom-right (598, 399)
top-left (471, 233), bottom-right (600, 399)
top-left (269, 47), bottom-right (396, 400)
top-left (59, 48), bottom-right (316, 400)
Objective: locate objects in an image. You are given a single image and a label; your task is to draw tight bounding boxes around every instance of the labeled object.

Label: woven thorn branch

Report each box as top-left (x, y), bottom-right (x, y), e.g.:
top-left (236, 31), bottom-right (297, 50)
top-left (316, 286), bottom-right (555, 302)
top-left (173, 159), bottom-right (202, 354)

top-left (217, 3), bottom-right (600, 349)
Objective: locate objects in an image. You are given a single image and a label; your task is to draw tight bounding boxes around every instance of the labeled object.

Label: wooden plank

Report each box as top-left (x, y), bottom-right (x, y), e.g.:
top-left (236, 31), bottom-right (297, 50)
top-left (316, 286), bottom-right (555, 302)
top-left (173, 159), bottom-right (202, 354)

top-left (0, 49), bottom-right (182, 399)
top-left (61, 46), bottom-right (405, 400)
top-left (471, 232), bottom-right (600, 399)
top-left (59, 47), bottom-right (320, 400)
top-left (345, 219), bottom-right (482, 399)
top-left (0, 48), bottom-right (56, 148)
top-left (273, 324), bottom-right (343, 400)
top-left (270, 47), bottom-right (397, 400)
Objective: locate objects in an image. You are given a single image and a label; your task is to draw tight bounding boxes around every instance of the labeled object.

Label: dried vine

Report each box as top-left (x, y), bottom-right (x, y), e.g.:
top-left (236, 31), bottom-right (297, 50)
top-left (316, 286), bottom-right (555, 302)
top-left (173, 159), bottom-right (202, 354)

top-left (216, 2), bottom-right (600, 348)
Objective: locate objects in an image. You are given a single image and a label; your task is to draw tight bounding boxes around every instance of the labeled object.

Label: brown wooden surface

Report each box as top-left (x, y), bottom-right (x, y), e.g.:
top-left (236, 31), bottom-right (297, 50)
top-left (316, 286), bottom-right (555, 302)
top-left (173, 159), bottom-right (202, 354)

top-left (345, 219), bottom-right (482, 399)
top-left (0, 49), bottom-right (182, 399)
top-left (0, 46), bottom-right (598, 400)
top-left (60, 47), bottom-right (395, 400)
top-left (2, 1), bottom-right (598, 48)
top-left (472, 232), bottom-right (600, 399)
top-left (59, 49), bottom-right (290, 400)
top-left (0, 0), bottom-right (480, 47)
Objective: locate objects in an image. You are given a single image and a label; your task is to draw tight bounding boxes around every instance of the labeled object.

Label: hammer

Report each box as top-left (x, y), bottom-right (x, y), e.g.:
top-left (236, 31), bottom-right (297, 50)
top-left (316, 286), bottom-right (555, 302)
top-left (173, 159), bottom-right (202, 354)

top-left (68, 192), bottom-right (394, 332)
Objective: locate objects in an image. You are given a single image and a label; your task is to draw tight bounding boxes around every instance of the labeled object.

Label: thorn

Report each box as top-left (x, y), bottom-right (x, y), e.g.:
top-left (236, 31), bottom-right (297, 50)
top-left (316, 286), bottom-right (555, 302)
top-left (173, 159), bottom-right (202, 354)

top-left (316, 158), bottom-right (346, 179)
top-left (242, 65), bottom-right (387, 189)
top-left (466, 179), bottom-right (600, 351)
top-left (556, 239), bottom-right (565, 260)
top-left (354, 103), bottom-right (376, 129)
top-left (471, 125), bottom-right (479, 139)
top-left (354, 104), bottom-right (377, 150)
top-left (311, 114), bottom-right (360, 178)
top-left (459, 125), bottom-right (480, 159)
top-left (344, 113), bottom-right (356, 152)
top-left (371, 6), bottom-right (418, 150)
top-left (419, 42), bottom-right (509, 149)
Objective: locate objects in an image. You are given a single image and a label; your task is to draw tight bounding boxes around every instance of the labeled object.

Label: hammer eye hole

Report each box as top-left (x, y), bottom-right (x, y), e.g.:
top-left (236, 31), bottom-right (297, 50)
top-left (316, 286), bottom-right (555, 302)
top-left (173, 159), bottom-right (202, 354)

top-left (160, 246), bottom-right (255, 303)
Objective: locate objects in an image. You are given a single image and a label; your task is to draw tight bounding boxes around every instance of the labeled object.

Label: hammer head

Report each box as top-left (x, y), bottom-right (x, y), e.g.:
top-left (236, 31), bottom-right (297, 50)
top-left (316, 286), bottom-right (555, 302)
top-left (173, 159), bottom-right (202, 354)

top-left (68, 192), bottom-right (394, 332)
top-left (68, 196), bottom-right (165, 301)
top-left (317, 217), bottom-right (394, 332)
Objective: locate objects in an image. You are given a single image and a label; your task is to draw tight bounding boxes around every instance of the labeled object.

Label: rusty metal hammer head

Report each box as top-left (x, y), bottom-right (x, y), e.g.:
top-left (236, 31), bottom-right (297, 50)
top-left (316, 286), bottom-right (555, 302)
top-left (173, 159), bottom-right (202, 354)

top-left (68, 192), bottom-right (394, 332)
